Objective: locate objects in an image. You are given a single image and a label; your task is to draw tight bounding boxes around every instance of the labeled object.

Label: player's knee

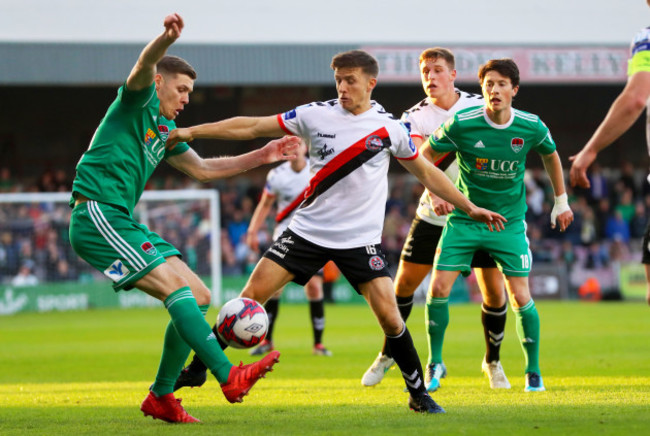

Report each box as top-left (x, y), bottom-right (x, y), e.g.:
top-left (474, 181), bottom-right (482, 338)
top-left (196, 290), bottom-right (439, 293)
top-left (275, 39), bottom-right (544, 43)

top-left (394, 276), bottom-right (418, 297)
top-left (193, 285), bottom-right (211, 306)
top-left (429, 281), bottom-right (451, 298)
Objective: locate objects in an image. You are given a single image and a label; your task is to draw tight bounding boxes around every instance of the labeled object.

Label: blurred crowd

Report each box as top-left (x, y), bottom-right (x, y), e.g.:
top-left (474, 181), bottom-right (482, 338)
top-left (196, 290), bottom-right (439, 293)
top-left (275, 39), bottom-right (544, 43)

top-left (1, 161), bottom-right (649, 292)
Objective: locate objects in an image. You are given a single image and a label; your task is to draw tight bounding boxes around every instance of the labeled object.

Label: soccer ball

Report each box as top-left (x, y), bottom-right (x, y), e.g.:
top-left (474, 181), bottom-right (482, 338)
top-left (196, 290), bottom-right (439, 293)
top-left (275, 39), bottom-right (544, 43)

top-left (216, 297), bottom-right (268, 349)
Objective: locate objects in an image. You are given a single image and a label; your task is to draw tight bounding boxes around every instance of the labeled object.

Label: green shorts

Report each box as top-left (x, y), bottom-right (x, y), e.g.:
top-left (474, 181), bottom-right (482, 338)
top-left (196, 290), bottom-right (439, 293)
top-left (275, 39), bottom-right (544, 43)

top-left (434, 218), bottom-right (531, 277)
top-left (69, 200), bottom-right (181, 291)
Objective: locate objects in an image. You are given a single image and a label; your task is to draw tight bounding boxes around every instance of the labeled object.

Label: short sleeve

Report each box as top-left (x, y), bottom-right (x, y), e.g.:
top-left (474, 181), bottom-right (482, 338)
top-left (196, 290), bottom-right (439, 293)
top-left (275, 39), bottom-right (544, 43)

top-left (533, 120), bottom-right (556, 155)
top-left (390, 122), bottom-right (419, 160)
top-left (276, 103), bottom-right (314, 137)
top-left (118, 82), bottom-right (157, 107)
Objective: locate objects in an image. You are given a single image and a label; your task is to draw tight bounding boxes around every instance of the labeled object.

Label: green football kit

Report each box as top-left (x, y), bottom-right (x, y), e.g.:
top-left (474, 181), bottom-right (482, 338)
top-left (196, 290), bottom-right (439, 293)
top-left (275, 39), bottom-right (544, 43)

top-left (429, 105), bottom-right (556, 277)
top-left (69, 82), bottom-right (190, 291)
top-left (69, 82), bottom-right (236, 395)
top-left (424, 105), bottom-right (553, 379)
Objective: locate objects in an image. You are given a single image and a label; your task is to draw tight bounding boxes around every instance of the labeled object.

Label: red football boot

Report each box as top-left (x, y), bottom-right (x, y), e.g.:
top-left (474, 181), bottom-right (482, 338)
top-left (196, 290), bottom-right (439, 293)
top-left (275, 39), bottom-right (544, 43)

top-left (220, 350), bottom-right (280, 403)
top-left (140, 391), bottom-right (200, 423)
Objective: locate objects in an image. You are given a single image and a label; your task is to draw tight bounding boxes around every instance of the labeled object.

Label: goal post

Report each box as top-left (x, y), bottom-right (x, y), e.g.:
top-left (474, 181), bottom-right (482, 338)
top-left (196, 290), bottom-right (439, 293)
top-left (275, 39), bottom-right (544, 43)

top-left (0, 190), bottom-right (222, 315)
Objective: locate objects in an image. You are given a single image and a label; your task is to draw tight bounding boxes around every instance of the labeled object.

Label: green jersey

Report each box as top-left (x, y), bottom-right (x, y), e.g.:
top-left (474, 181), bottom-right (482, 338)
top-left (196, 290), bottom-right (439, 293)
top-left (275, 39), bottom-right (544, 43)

top-left (428, 106), bottom-right (556, 222)
top-left (70, 83), bottom-right (190, 214)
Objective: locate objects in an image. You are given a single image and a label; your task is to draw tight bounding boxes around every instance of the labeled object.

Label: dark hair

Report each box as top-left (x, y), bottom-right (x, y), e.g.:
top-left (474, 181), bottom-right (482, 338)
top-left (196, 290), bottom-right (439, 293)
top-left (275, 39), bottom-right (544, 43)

top-left (419, 47), bottom-right (455, 70)
top-left (156, 55), bottom-right (197, 80)
top-left (330, 50), bottom-right (379, 77)
top-left (478, 58), bottom-right (519, 88)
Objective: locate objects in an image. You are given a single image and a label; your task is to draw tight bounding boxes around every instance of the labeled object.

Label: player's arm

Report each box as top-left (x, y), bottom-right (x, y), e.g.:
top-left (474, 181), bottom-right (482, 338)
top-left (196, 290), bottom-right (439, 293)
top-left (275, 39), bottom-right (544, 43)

top-left (246, 191), bottom-right (276, 253)
top-left (166, 136), bottom-right (300, 182)
top-left (418, 138), bottom-right (456, 216)
top-left (570, 71), bottom-right (650, 188)
top-left (166, 115), bottom-right (285, 150)
top-left (399, 154), bottom-right (506, 231)
top-left (541, 151), bottom-right (574, 232)
top-left (126, 13), bottom-right (184, 91)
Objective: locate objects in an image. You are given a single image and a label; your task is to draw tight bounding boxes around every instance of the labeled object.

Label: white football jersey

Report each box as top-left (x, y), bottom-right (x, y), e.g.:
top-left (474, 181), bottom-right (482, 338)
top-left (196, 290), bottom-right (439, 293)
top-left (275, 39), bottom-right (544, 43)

top-left (264, 160), bottom-right (311, 240)
top-left (401, 90), bottom-right (484, 226)
top-left (277, 100), bottom-right (418, 249)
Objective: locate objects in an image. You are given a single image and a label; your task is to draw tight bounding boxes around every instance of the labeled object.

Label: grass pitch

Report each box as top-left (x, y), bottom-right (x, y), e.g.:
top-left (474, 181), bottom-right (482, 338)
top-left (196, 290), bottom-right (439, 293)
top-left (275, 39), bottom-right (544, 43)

top-left (1, 301), bottom-right (649, 435)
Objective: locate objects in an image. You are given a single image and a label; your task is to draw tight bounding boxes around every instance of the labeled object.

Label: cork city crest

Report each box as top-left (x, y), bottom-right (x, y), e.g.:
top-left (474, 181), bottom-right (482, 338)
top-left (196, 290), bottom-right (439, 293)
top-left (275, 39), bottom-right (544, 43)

top-left (511, 137), bottom-right (524, 153)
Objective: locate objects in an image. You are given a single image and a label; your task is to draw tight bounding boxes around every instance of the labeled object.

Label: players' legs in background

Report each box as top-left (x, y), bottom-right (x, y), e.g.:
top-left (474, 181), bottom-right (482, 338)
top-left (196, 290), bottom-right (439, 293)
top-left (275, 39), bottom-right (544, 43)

top-left (477, 267), bottom-right (507, 362)
top-left (250, 288), bottom-right (283, 356)
top-left (304, 275), bottom-right (331, 356)
top-left (643, 264), bottom-right (650, 304)
top-left (476, 267), bottom-right (510, 389)
top-left (504, 275), bottom-right (544, 391)
top-left (423, 269), bottom-right (459, 391)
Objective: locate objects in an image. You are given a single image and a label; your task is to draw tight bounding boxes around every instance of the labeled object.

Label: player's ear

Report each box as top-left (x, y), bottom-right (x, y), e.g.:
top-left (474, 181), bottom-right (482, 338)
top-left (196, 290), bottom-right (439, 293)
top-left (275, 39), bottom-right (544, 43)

top-left (367, 76), bottom-right (377, 92)
top-left (154, 73), bottom-right (164, 91)
top-left (512, 85), bottom-right (519, 97)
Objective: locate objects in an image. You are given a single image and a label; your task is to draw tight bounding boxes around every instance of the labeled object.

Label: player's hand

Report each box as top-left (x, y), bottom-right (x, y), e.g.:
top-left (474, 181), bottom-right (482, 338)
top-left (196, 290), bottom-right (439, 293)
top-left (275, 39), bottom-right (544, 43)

top-left (468, 207), bottom-right (506, 232)
top-left (165, 127), bottom-right (193, 150)
top-left (245, 231), bottom-right (259, 253)
top-left (569, 148), bottom-right (597, 188)
top-left (550, 193), bottom-right (573, 231)
top-left (163, 13), bottom-right (184, 41)
top-left (428, 191), bottom-right (455, 216)
top-left (261, 135), bottom-right (300, 164)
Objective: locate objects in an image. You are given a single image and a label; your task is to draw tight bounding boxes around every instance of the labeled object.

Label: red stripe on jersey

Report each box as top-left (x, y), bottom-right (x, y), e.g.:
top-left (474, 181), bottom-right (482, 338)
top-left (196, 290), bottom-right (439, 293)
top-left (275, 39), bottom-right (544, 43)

top-left (304, 127), bottom-right (389, 201)
top-left (434, 152), bottom-right (451, 167)
top-left (276, 114), bottom-right (295, 135)
top-left (275, 187), bottom-right (308, 223)
top-left (411, 134), bottom-right (423, 140)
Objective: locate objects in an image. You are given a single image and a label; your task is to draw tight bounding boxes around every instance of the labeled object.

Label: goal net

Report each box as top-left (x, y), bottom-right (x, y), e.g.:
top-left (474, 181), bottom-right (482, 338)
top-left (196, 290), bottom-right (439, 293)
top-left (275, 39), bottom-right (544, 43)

top-left (0, 190), bottom-right (221, 315)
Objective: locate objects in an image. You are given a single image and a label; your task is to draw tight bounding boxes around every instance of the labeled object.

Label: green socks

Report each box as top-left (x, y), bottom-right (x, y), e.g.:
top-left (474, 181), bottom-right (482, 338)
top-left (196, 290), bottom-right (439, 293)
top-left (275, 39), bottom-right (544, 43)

top-left (151, 288), bottom-right (232, 396)
top-left (513, 299), bottom-right (541, 374)
top-left (151, 299), bottom-right (212, 396)
top-left (425, 296), bottom-right (449, 365)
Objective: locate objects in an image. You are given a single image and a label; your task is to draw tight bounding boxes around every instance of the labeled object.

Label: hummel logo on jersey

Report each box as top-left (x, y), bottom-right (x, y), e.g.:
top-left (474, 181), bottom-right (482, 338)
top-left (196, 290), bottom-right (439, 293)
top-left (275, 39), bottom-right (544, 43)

top-left (207, 331), bottom-right (217, 342)
top-left (318, 145), bottom-right (335, 160)
top-left (317, 132), bottom-right (336, 139)
top-left (474, 140), bottom-right (485, 148)
top-left (104, 260), bottom-right (130, 282)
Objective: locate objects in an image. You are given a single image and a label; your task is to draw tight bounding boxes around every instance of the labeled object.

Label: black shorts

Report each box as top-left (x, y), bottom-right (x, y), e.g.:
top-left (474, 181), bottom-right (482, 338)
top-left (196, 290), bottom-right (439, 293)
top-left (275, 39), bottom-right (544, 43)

top-left (641, 220), bottom-right (650, 264)
top-left (400, 216), bottom-right (496, 268)
top-left (263, 229), bottom-right (391, 293)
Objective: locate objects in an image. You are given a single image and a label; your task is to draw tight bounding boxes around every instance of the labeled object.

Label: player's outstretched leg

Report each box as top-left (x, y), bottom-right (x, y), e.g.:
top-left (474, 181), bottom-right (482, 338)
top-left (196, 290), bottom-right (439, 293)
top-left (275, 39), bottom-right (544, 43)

top-left (141, 391), bottom-right (200, 423)
top-left (220, 351), bottom-right (281, 403)
top-left (480, 302), bottom-right (511, 389)
top-left (174, 322), bottom-right (225, 391)
top-left (513, 300), bottom-right (545, 392)
top-left (425, 295), bottom-right (449, 392)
